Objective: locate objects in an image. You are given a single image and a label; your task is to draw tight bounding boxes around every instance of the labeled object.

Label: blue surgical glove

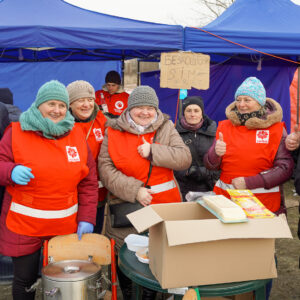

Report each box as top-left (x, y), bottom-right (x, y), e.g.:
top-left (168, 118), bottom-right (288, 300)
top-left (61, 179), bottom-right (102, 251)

top-left (77, 221), bottom-right (94, 240)
top-left (11, 165), bottom-right (34, 185)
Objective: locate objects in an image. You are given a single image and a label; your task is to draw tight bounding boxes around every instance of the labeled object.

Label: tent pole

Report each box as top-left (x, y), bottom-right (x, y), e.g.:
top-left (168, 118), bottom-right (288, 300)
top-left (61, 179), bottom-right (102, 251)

top-left (121, 57), bottom-right (125, 86)
top-left (297, 66), bottom-right (300, 125)
top-left (137, 60), bottom-right (140, 86)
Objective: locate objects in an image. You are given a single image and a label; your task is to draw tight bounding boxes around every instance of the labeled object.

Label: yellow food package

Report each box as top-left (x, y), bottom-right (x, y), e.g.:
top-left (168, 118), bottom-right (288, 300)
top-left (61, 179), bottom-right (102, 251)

top-left (226, 189), bottom-right (275, 218)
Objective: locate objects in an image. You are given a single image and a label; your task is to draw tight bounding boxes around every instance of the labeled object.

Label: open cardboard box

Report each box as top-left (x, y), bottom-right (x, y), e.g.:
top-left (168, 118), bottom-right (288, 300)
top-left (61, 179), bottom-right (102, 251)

top-left (127, 202), bottom-right (292, 289)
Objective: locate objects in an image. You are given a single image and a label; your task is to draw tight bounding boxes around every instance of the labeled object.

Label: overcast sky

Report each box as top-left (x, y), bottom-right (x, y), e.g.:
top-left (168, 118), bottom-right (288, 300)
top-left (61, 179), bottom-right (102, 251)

top-left (66, 0), bottom-right (300, 27)
top-left (65, 0), bottom-right (215, 27)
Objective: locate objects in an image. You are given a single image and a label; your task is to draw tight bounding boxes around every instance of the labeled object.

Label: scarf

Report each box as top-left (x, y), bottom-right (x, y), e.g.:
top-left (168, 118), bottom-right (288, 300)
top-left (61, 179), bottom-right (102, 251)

top-left (127, 111), bottom-right (158, 133)
top-left (19, 103), bottom-right (75, 139)
top-left (180, 116), bottom-right (204, 131)
top-left (233, 106), bottom-right (266, 125)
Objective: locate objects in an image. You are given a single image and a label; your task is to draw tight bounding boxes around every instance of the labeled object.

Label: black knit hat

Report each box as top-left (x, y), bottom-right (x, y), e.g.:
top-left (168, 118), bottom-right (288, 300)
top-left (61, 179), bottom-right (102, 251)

top-left (0, 88), bottom-right (13, 105)
top-left (182, 96), bottom-right (204, 114)
top-left (105, 71), bottom-right (121, 85)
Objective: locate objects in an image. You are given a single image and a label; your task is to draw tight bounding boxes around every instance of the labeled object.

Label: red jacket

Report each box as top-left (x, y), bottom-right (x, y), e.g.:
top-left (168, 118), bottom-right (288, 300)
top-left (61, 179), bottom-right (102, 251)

top-left (95, 89), bottom-right (129, 116)
top-left (0, 126), bottom-right (98, 257)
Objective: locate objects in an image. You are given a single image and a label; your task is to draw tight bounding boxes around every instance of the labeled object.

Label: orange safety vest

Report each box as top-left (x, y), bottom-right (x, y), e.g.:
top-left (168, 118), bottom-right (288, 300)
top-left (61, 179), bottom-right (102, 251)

top-left (76, 111), bottom-right (107, 201)
top-left (95, 90), bottom-right (129, 116)
top-left (213, 120), bottom-right (284, 212)
top-left (6, 122), bottom-right (89, 237)
top-left (107, 128), bottom-right (181, 204)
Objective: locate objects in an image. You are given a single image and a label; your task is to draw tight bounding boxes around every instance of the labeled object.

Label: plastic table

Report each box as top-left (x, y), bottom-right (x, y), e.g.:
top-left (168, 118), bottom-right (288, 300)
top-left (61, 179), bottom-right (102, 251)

top-left (118, 244), bottom-right (271, 300)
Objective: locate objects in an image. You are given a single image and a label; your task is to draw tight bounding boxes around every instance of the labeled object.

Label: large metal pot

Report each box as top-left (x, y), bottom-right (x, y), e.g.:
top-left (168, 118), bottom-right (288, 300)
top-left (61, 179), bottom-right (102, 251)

top-left (42, 259), bottom-right (104, 300)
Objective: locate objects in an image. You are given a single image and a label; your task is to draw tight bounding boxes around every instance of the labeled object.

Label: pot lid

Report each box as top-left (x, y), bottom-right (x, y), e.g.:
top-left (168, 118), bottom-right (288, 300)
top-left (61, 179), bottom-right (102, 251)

top-left (42, 260), bottom-right (101, 282)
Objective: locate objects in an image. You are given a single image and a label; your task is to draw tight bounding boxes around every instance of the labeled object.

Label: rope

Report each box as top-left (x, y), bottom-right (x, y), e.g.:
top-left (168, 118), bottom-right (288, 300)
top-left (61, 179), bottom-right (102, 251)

top-left (190, 27), bottom-right (300, 65)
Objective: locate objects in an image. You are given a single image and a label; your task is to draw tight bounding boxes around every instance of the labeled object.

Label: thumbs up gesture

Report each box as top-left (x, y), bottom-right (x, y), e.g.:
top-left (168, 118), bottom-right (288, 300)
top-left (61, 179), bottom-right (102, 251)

top-left (215, 132), bottom-right (226, 157)
top-left (138, 136), bottom-right (151, 158)
top-left (285, 125), bottom-right (300, 151)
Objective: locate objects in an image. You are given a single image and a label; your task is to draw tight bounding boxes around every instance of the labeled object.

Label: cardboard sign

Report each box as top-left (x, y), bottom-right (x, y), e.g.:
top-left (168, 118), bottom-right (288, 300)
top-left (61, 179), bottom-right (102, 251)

top-left (160, 52), bottom-right (210, 90)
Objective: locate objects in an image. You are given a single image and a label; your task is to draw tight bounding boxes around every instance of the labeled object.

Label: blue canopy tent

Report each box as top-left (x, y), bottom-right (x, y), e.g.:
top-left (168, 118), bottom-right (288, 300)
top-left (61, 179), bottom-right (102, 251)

top-left (0, 0), bottom-right (185, 282)
top-left (0, 0), bottom-right (184, 111)
top-left (181, 0), bottom-right (300, 132)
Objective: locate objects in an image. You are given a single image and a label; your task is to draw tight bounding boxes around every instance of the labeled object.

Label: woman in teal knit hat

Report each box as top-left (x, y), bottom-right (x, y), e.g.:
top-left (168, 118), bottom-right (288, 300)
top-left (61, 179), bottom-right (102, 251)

top-left (0, 80), bottom-right (98, 300)
top-left (204, 77), bottom-right (294, 299)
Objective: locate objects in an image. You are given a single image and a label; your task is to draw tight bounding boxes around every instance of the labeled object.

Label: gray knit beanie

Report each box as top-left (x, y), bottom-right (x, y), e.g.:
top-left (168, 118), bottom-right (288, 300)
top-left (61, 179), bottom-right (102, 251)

top-left (128, 86), bottom-right (159, 111)
top-left (66, 80), bottom-right (95, 104)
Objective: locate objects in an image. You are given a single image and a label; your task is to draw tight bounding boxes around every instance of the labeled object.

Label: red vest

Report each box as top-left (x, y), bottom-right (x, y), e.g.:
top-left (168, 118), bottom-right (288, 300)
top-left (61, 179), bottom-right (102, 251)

top-left (76, 111), bottom-right (107, 201)
top-left (6, 122), bottom-right (89, 237)
top-left (213, 120), bottom-right (284, 212)
top-left (95, 90), bottom-right (129, 116)
top-left (107, 128), bottom-right (181, 204)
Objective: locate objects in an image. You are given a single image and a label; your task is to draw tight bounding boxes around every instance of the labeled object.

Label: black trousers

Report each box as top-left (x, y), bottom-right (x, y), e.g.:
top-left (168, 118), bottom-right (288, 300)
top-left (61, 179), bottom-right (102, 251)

top-left (12, 249), bottom-right (41, 300)
top-left (116, 256), bottom-right (157, 300)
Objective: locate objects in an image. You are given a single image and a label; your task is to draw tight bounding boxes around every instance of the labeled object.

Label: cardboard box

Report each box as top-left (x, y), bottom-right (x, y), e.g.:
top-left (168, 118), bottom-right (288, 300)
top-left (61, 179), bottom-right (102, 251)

top-left (127, 202), bottom-right (292, 289)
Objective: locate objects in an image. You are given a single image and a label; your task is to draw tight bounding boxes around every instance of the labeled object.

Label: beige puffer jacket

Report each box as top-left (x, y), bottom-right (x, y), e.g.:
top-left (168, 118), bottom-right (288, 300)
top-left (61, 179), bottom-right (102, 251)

top-left (98, 109), bottom-right (192, 251)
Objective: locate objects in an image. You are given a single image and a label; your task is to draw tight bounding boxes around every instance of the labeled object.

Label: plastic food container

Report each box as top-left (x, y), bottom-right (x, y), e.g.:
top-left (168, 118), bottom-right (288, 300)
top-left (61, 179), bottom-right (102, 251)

top-left (124, 234), bottom-right (149, 252)
top-left (135, 248), bottom-right (149, 264)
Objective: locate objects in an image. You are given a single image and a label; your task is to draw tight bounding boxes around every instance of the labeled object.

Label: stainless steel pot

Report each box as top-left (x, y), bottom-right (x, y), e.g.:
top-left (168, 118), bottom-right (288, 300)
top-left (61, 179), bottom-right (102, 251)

top-left (42, 260), bottom-right (104, 300)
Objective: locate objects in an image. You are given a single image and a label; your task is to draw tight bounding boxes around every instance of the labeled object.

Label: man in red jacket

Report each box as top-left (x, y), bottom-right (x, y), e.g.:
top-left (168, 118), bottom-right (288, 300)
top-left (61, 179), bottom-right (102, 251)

top-left (95, 70), bottom-right (129, 118)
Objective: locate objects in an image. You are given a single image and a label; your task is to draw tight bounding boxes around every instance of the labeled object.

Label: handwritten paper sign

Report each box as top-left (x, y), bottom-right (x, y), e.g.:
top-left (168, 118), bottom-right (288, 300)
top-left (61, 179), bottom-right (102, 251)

top-left (160, 52), bottom-right (210, 90)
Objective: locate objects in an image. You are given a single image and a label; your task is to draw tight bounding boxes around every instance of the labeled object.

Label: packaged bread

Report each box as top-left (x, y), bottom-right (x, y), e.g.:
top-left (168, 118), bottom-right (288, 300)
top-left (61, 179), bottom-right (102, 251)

top-left (202, 194), bottom-right (247, 222)
top-left (227, 189), bottom-right (274, 218)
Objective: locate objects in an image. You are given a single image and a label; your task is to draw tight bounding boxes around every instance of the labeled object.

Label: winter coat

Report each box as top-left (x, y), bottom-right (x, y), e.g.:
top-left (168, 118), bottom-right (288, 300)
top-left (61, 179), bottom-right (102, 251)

top-left (0, 102), bottom-right (9, 137)
top-left (174, 115), bottom-right (220, 200)
top-left (0, 127), bottom-right (98, 257)
top-left (98, 109), bottom-right (192, 251)
top-left (0, 103), bottom-right (10, 214)
top-left (4, 104), bottom-right (21, 122)
top-left (204, 98), bottom-right (294, 215)
top-left (95, 85), bottom-right (129, 118)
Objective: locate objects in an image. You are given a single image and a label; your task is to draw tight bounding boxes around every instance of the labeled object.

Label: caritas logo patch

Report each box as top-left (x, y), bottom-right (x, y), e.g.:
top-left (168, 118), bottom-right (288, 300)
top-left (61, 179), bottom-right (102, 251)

top-left (256, 130), bottom-right (269, 144)
top-left (115, 101), bottom-right (124, 110)
top-left (66, 146), bottom-right (80, 162)
top-left (93, 128), bottom-right (103, 142)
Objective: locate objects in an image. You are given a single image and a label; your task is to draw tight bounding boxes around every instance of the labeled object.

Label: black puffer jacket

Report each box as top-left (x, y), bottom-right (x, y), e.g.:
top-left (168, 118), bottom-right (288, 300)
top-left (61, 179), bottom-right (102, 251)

top-left (174, 115), bottom-right (220, 200)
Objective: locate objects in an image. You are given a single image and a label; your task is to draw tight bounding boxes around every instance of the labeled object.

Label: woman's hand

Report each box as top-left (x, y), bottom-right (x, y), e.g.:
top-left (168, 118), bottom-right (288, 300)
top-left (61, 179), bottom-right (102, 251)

top-left (136, 187), bottom-right (154, 206)
top-left (215, 132), bottom-right (226, 157)
top-left (232, 177), bottom-right (246, 189)
top-left (138, 137), bottom-right (151, 158)
top-left (11, 165), bottom-right (34, 185)
top-left (285, 125), bottom-right (300, 151)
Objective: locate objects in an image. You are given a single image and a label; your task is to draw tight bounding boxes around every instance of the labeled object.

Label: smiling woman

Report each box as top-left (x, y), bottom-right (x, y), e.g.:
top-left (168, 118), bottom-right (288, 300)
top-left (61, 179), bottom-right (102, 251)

top-left (38, 100), bottom-right (67, 123)
top-left (0, 80), bottom-right (98, 300)
top-left (98, 85), bottom-right (192, 300)
top-left (67, 80), bottom-right (108, 234)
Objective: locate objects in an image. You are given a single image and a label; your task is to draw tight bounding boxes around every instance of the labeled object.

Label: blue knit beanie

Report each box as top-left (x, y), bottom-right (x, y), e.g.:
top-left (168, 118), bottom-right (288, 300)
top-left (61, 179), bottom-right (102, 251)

top-left (235, 77), bottom-right (266, 106)
top-left (35, 80), bottom-right (69, 108)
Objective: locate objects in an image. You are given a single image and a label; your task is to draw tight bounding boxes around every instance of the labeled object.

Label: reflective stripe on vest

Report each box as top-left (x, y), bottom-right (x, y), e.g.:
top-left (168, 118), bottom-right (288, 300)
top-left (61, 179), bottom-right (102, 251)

top-left (214, 120), bottom-right (283, 212)
top-left (215, 179), bottom-right (280, 194)
top-left (10, 202), bottom-right (78, 219)
top-left (150, 180), bottom-right (176, 194)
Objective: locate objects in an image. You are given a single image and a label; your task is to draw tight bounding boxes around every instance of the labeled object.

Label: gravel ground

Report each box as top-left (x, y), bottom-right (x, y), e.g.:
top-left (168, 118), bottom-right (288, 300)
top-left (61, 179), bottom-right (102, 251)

top-left (0, 181), bottom-right (299, 300)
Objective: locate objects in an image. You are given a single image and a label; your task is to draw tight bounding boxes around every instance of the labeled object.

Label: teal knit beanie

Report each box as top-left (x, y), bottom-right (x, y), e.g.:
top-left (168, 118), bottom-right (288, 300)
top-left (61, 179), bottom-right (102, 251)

top-left (35, 80), bottom-right (69, 108)
top-left (235, 77), bottom-right (266, 106)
